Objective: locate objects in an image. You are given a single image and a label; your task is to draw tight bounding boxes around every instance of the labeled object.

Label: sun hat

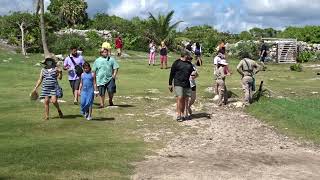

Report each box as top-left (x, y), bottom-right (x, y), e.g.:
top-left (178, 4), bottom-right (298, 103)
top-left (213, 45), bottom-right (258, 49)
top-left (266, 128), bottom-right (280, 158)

top-left (219, 59), bottom-right (228, 65)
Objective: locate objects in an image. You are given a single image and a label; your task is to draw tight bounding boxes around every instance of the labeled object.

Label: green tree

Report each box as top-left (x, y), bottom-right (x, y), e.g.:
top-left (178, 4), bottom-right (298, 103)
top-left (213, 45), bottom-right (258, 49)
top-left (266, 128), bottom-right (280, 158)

top-left (47, 0), bottom-right (88, 27)
top-left (1, 12), bottom-right (35, 55)
top-left (239, 31), bottom-right (253, 40)
top-left (147, 10), bottom-right (182, 45)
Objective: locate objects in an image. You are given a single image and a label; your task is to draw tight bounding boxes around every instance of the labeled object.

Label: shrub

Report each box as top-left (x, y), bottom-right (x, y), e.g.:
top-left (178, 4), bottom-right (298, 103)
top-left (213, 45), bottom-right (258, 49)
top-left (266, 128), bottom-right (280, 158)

top-left (297, 51), bottom-right (314, 63)
top-left (229, 40), bottom-right (260, 60)
top-left (290, 63), bottom-right (303, 72)
top-left (50, 33), bottom-right (87, 55)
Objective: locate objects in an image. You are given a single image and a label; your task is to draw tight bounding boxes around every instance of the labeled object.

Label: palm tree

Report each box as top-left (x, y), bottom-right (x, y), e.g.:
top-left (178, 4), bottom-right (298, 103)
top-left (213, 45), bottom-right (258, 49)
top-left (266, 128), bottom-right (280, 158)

top-left (147, 10), bottom-right (182, 45)
top-left (35, 0), bottom-right (50, 58)
top-left (60, 0), bottom-right (88, 27)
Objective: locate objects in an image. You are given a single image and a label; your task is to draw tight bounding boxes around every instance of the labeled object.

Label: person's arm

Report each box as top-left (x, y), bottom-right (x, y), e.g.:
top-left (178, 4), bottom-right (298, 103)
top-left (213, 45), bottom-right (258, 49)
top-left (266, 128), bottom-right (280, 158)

top-left (253, 62), bottom-right (261, 74)
top-left (33, 70), bottom-right (44, 92)
top-left (56, 67), bottom-right (62, 80)
top-left (112, 69), bottom-right (118, 79)
top-left (92, 73), bottom-right (98, 92)
top-left (63, 57), bottom-right (70, 70)
top-left (168, 61), bottom-right (177, 92)
top-left (236, 61), bottom-right (244, 76)
top-left (78, 73), bottom-right (83, 96)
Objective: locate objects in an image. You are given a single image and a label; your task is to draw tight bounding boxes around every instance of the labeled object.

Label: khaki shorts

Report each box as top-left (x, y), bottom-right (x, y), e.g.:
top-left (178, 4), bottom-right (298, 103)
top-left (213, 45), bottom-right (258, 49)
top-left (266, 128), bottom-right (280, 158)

top-left (174, 86), bottom-right (192, 97)
top-left (117, 48), bottom-right (122, 53)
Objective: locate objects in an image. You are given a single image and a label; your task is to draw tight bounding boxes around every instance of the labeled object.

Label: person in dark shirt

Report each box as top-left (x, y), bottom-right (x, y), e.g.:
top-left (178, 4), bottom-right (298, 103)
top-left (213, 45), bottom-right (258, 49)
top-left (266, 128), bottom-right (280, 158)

top-left (169, 51), bottom-right (194, 122)
top-left (260, 40), bottom-right (268, 63)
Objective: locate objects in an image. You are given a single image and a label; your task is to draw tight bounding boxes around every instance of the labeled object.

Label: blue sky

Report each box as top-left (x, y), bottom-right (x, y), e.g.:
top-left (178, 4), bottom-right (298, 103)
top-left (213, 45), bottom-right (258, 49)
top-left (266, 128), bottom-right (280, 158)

top-left (1, 0), bottom-right (320, 33)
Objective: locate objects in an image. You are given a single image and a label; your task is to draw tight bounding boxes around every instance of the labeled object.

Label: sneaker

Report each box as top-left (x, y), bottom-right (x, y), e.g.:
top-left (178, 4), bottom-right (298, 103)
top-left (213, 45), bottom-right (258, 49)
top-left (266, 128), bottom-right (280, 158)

top-left (109, 101), bottom-right (114, 106)
top-left (176, 116), bottom-right (183, 122)
top-left (86, 116), bottom-right (92, 121)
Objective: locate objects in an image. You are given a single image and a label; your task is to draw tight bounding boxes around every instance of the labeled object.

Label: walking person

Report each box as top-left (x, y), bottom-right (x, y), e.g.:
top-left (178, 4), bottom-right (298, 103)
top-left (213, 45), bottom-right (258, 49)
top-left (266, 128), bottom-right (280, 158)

top-left (102, 34), bottom-right (112, 56)
top-left (169, 51), bottom-right (194, 122)
top-left (63, 46), bottom-right (85, 104)
top-left (236, 53), bottom-right (261, 106)
top-left (149, 41), bottom-right (156, 66)
top-left (216, 59), bottom-right (229, 106)
top-left (186, 57), bottom-right (199, 118)
top-left (78, 62), bottom-right (98, 120)
top-left (32, 57), bottom-right (63, 120)
top-left (159, 41), bottom-right (168, 69)
top-left (259, 39), bottom-right (268, 69)
top-left (93, 48), bottom-right (120, 108)
top-left (115, 35), bottom-right (123, 57)
top-left (194, 42), bottom-right (203, 66)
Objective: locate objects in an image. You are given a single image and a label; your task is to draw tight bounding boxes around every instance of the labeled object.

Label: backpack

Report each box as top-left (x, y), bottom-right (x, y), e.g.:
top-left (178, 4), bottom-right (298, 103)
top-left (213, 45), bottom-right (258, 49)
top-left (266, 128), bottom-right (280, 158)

top-left (69, 56), bottom-right (83, 77)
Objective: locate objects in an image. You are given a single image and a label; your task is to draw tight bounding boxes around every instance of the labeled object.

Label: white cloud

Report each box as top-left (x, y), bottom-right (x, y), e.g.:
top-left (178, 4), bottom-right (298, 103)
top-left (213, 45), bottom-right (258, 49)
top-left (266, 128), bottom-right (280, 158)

top-left (108, 0), bottom-right (169, 19)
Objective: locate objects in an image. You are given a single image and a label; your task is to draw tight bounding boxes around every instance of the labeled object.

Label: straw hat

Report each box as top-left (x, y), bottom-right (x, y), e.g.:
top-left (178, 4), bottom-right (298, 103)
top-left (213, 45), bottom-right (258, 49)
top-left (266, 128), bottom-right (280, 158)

top-left (30, 91), bottom-right (39, 101)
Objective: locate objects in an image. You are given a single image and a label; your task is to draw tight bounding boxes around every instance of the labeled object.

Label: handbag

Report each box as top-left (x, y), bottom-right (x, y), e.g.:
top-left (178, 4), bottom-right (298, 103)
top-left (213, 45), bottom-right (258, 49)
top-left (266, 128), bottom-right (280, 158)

top-left (56, 83), bottom-right (63, 98)
top-left (69, 56), bottom-right (83, 77)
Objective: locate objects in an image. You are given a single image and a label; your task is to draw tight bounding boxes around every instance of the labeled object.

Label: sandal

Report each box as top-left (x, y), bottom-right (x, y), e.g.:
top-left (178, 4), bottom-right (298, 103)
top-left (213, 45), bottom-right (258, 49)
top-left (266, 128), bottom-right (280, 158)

top-left (58, 110), bottom-right (63, 118)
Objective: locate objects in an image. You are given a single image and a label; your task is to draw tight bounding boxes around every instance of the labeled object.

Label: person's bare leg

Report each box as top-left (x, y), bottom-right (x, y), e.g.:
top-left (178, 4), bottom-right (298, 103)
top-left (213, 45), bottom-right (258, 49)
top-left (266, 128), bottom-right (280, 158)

top-left (179, 97), bottom-right (186, 117)
top-left (44, 97), bottom-right (50, 120)
top-left (177, 96), bottom-right (184, 117)
top-left (108, 92), bottom-right (114, 106)
top-left (176, 97), bottom-right (179, 117)
top-left (184, 97), bottom-right (190, 117)
top-left (100, 95), bottom-right (105, 107)
top-left (51, 96), bottom-right (63, 118)
top-left (74, 90), bottom-right (79, 103)
top-left (188, 91), bottom-right (196, 115)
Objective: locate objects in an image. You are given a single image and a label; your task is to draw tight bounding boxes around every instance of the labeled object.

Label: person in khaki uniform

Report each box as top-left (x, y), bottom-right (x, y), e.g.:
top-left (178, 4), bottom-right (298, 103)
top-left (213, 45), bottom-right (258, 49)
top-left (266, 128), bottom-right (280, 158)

top-left (216, 59), bottom-right (229, 106)
top-left (236, 53), bottom-right (261, 105)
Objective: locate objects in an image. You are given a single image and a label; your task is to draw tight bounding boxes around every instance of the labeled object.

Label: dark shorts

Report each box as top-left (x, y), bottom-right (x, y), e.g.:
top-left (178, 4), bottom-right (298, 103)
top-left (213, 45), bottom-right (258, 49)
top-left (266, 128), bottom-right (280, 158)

top-left (69, 79), bottom-right (81, 92)
top-left (191, 86), bottom-right (196, 91)
top-left (98, 78), bottom-right (116, 96)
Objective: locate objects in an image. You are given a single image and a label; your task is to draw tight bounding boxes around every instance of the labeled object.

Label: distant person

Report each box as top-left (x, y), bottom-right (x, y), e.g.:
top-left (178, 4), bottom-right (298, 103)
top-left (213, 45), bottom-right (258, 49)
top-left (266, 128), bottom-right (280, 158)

top-left (185, 42), bottom-right (193, 53)
top-left (260, 40), bottom-right (268, 67)
top-left (32, 57), bottom-right (63, 120)
top-left (93, 48), bottom-right (119, 108)
top-left (159, 41), bottom-right (168, 69)
top-left (213, 52), bottom-right (224, 98)
top-left (63, 46), bottom-right (85, 104)
top-left (186, 56), bottom-right (199, 119)
top-left (236, 53), bottom-right (261, 106)
top-left (194, 42), bottom-right (202, 66)
top-left (115, 35), bottom-right (123, 57)
top-left (149, 40), bottom-right (156, 66)
top-left (78, 62), bottom-right (98, 120)
top-left (169, 51), bottom-right (194, 122)
top-left (218, 39), bottom-right (226, 55)
top-left (102, 40), bottom-right (112, 55)
top-left (216, 59), bottom-right (229, 106)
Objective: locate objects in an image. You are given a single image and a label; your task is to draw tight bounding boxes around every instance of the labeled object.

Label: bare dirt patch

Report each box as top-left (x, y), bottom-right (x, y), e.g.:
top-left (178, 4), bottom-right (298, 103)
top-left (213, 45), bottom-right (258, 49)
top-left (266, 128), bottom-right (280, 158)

top-left (132, 102), bottom-right (320, 180)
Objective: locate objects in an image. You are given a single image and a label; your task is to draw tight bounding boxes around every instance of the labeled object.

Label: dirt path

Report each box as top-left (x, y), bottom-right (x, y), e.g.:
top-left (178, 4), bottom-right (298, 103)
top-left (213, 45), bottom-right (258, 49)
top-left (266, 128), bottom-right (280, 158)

top-left (132, 102), bottom-right (320, 180)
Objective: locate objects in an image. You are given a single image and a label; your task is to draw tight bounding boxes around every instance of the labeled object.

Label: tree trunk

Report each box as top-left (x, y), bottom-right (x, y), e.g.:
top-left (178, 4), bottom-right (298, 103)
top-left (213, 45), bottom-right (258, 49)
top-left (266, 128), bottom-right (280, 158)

top-left (39, 0), bottom-right (50, 58)
top-left (18, 23), bottom-right (26, 56)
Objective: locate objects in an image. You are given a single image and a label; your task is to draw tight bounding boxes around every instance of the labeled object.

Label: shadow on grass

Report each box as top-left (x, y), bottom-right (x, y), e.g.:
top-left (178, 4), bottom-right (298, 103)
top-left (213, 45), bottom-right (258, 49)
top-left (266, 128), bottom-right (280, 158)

top-left (0, 177), bottom-right (11, 180)
top-left (52, 114), bottom-right (83, 119)
top-left (191, 112), bottom-right (211, 120)
top-left (93, 103), bottom-right (135, 108)
top-left (92, 117), bottom-right (115, 121)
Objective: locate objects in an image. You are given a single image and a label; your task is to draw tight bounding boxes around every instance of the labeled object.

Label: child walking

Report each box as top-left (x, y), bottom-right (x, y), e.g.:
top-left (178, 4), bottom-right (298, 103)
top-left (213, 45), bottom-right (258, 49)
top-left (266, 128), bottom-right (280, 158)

top-left (79, 62), bottom-right (98, 120)
top-left (149, 41), bottom-right (156, 66)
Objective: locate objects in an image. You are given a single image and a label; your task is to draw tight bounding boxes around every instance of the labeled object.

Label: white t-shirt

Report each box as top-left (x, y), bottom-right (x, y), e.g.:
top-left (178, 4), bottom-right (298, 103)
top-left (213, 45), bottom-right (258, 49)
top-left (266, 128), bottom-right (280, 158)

top-left (213, 56), bottom-right (221, 65)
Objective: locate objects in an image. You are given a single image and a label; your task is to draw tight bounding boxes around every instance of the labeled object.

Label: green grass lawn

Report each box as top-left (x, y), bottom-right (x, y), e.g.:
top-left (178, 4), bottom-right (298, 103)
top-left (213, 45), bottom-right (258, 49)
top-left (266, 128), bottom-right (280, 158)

top-left (0, 49), bottom-right (320, 179)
